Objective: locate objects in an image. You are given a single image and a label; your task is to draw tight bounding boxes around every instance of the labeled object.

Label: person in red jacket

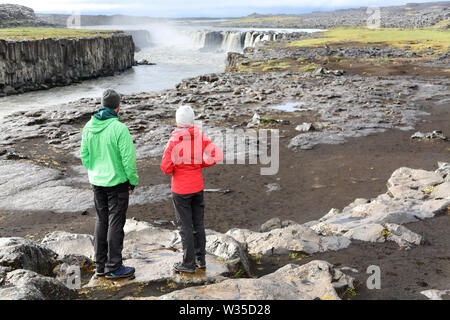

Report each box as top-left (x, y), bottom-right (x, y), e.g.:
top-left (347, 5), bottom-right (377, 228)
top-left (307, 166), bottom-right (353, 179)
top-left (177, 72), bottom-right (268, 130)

top-left (161, 105), bottom-right (223, 274)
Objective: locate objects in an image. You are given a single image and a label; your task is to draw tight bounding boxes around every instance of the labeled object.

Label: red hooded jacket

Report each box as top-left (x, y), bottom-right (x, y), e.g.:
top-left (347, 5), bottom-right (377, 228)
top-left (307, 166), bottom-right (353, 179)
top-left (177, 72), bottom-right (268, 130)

top-left (160, 126), bottom-right (224, 194)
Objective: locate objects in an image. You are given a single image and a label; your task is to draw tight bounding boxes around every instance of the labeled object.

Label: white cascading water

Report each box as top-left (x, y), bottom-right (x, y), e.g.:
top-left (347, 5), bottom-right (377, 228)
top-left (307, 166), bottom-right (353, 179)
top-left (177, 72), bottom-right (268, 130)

top-left (222, 32), bottom-right (242, 52)
top-left (187, 31), bottom-right (280, 52)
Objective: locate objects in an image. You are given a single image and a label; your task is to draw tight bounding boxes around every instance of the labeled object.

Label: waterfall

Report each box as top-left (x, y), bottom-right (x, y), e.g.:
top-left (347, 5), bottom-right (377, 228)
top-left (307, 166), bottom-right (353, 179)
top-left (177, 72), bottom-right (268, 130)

top-left (222, 32), bottom-right (244, 52)
top-left (186, 30), bottom-right (300, 53)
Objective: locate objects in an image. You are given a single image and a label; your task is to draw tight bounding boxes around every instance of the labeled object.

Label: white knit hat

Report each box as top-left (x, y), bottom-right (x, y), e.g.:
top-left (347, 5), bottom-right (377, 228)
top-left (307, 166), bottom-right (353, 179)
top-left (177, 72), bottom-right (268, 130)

top-left (176, 105), bottom-right (195, 127)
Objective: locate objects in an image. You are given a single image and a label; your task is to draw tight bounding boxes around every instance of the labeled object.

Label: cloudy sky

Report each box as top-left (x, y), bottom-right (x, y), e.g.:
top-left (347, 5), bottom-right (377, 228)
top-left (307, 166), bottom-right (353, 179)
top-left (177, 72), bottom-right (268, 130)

top-left (0, 0), bottom-right (441, 17)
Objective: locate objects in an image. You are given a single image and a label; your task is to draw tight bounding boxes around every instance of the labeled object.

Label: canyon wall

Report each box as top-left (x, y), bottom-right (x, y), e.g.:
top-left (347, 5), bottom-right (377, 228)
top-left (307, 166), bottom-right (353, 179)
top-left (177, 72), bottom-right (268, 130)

top-left (0, 33), bottom-right (135, 96)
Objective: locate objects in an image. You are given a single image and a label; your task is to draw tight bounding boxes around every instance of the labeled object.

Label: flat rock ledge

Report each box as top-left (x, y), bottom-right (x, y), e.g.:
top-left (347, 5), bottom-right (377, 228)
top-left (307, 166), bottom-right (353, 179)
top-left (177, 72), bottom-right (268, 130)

top-left (126, 261), bottom-right (354, 300)
top-left (0, 160), bottom-right (172, 213)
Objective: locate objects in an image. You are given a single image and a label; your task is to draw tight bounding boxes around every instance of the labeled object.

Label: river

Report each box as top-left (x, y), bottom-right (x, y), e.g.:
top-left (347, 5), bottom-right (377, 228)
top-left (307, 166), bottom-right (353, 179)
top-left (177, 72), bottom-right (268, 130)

top-left (0, 22), bottom-right (320, 117)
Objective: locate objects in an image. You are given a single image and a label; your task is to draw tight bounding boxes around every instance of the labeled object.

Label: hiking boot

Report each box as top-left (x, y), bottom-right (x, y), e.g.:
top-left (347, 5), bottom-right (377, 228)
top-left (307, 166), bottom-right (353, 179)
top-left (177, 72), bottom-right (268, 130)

top-left (105, 265), bottom-right (135, 280)
top-left (95, 269), bottom-right (107, 278)
top-left (195, 257), bottom-right (206, 270)
top-left (173, 262), bottom-right (195, 274)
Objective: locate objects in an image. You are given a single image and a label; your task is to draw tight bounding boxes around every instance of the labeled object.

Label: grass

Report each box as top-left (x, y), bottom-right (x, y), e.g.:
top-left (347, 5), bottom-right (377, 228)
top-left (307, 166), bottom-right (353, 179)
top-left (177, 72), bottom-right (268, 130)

top-left (0, 27), bottom-right (121, 40)
top-left (237, 58), bottom-right (292, 72)
top-left (289, 27), bottom-right (450, 53)
top-left (301, 63), bottom-right (318, 72)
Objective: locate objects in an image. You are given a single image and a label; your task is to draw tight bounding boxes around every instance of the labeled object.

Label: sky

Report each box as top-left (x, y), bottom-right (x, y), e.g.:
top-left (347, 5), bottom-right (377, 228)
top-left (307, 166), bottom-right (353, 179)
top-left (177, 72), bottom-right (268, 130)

top-left (0, 0), bottom-right (444, 17)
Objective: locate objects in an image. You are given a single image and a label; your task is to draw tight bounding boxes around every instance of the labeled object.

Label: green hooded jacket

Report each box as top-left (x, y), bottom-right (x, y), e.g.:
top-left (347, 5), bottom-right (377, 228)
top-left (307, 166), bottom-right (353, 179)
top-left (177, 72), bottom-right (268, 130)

top-left (80, 109), bottom-right (139, 187)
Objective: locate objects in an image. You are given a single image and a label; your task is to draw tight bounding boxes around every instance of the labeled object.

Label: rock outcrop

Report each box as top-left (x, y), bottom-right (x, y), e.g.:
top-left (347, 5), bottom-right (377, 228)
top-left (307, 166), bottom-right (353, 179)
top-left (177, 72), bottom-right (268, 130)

top-left (0, 4), bottom-right (53, 28)
top-left (0, 33), bottom-right (135, 96)
top-left (151, 261), bottom-right (353, 300)
top-left (309, 163), bottom-right (450, 249)
top-left (0, 160), bottom-right (171, 213)
top-left (0, 237), bottom-right (75, 300)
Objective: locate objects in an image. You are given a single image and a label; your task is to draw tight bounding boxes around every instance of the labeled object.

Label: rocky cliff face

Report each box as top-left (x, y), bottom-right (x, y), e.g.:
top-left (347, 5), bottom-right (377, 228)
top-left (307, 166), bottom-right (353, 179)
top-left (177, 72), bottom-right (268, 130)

top-left (0, 33), bottom-right (135, 96)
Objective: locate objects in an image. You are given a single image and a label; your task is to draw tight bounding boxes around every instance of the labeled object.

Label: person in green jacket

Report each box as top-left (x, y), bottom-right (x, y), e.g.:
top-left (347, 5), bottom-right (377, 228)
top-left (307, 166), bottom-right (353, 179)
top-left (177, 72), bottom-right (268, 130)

top-left (81, 89), bottom-right (139, 280)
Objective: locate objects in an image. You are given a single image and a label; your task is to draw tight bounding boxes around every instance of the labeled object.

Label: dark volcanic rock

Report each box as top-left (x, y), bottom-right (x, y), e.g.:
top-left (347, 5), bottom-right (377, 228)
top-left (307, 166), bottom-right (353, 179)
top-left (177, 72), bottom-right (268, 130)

top-left (0, 237), bottom-right (58, 275)
top-left (4, 269), bottom-right (76, 300)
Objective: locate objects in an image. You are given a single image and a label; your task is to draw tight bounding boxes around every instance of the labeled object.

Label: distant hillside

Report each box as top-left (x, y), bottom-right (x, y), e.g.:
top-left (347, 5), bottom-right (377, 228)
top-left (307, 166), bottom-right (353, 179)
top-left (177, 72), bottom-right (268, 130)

top-left (0, 4), bottom-right (54, 28)
top-left (37, 13), bottom-right (167, 27)
top-left (220, 1), bottom-right (450, 29)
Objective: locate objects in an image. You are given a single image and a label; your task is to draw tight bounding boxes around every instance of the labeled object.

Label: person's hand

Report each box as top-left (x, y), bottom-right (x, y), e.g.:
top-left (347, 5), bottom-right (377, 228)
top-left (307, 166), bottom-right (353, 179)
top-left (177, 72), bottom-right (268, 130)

top-left (129, 188), bottom-right (133, 195)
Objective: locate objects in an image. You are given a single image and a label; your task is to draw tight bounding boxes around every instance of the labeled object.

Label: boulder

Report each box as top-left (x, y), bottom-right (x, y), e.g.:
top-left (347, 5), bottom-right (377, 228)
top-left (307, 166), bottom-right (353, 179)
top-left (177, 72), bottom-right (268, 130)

top-left (343, 224), bottom-right (386, 242)
top-left (0, 237), bottom-right (57, 275)
top-left (226, 224), bottom-right (351, 256)
top-left (384, 223), bottom-right (423, 249)
top-left (0, 266), bottom-right (12, 285)
top-left (4, 269), bottom-right (76, 300)
top-left (430, 182), bottom-right (450, 200)
top-left (436, 162), bottom-right (450, 182)
top-left (421, 289), bottom-right (450, 300)
top-left (310, 164), bottom-right (449, 248)
top-left (0, 284), bottom-right (45, 300)
top-left (205, 231), bottom-right (250, 275)
top-left (259, 217), bottom-right (282, 232)
top-left (41, 231), bottom-right (94, 259)
top-left (387, 167), bottom-right (444, 196)
top-left (153, 261), bottom-right (353, 300)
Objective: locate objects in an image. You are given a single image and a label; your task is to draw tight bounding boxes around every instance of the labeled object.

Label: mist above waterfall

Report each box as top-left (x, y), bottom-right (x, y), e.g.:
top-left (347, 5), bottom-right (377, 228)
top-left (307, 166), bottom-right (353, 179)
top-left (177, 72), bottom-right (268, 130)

top-left (0, 19), bottom-right (320, 116)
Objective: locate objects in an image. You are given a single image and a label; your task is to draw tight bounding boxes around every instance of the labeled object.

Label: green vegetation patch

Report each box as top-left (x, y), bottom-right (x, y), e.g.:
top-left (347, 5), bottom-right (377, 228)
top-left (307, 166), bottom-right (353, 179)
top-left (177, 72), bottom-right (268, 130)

top-left (0, 27), bottom-right (121, 40)
top-left (301, 63), bottom-right (318, 72)
top-left (289, 27), bottom-right (450, 53)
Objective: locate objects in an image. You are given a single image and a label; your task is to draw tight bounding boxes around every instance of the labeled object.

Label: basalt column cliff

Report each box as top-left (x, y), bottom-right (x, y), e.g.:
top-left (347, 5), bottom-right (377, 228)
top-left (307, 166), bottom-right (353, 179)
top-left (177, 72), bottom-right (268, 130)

top-left (0, 33), bottom-right (135, 96)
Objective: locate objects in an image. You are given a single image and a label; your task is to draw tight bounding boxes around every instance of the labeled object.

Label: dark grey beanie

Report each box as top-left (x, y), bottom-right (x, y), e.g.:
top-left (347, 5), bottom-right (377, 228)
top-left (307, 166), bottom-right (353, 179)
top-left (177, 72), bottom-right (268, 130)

top-left (102, 89), bottom-right (121, 109)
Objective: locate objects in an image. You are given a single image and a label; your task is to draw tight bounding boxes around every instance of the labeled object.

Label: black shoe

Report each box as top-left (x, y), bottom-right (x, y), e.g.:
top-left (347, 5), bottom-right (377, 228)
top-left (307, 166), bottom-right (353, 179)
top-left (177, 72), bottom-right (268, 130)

top-left (95, 267), bottom-right (107, 278)
top-left (195, 258), bottom-right (206, 270)
top-left (105, 265), bottom-right (136, 280)
top-left (173, 262), bottom-right (195, 274)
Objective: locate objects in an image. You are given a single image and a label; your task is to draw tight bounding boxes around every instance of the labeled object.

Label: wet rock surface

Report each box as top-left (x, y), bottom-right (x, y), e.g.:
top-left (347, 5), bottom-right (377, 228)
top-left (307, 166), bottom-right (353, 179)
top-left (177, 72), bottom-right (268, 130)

top-left (0, 160), bottom-right (171, 213)
top-left (148, 261), bottom-right (353, 300)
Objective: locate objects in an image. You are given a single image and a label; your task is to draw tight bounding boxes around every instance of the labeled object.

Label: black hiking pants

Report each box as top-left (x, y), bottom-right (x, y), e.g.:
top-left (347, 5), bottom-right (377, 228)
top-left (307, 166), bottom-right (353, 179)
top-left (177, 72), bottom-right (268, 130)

top-left (93, 181), bottom-right (129, 273)
top-left (172, 191), bottom-right (206, 269)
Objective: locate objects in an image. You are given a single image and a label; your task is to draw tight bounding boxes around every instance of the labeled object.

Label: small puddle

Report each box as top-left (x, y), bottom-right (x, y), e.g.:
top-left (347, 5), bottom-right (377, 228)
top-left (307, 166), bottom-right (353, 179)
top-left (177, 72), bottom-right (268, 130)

top-left (269, 101), bottom-right (309, 112)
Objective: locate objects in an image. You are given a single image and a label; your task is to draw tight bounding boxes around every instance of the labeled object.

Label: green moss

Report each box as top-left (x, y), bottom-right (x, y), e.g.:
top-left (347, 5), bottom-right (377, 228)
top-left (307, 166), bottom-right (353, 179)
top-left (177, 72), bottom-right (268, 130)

top-left (301, 63), bottom-right (318, 72)
top-left (262, 60), bottom-right (291, 71)
top-left (250, 61), bottom-right (264, 67)
top-left (289, 27), bottom-right (450, 53)
top-left (0, 27), bottom-right (121, 40)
